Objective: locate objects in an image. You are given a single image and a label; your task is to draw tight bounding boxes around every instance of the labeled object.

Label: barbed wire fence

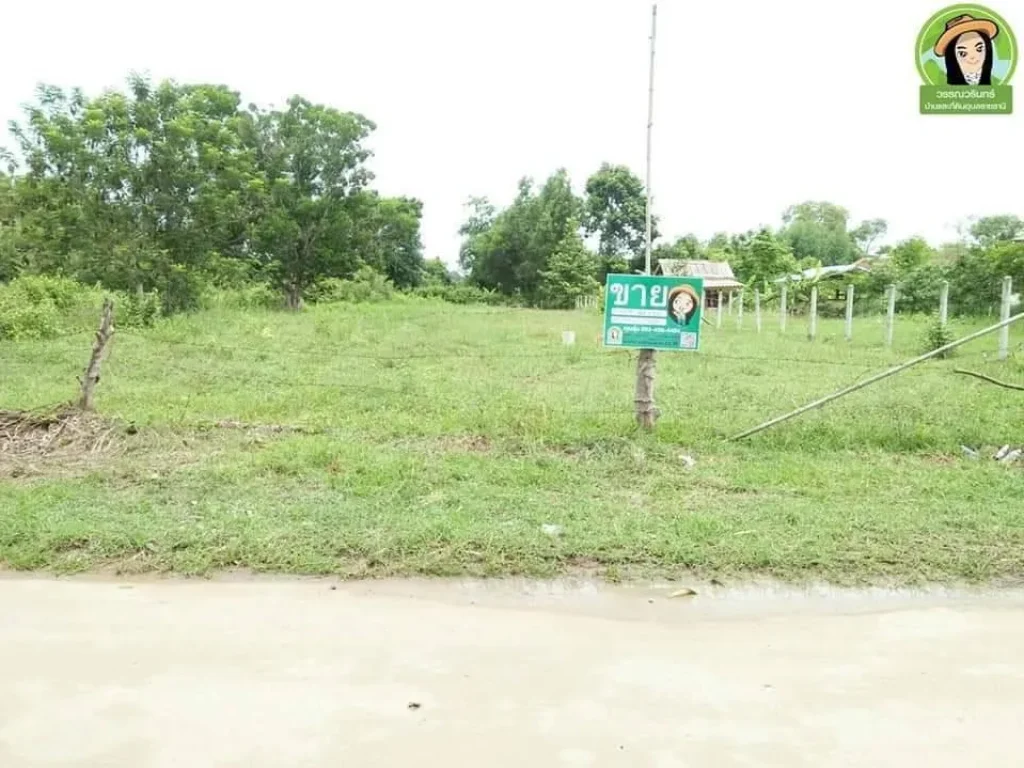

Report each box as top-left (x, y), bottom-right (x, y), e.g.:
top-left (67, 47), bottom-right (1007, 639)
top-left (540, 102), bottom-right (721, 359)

top-left (2, 293), bottom-right (1021, 444)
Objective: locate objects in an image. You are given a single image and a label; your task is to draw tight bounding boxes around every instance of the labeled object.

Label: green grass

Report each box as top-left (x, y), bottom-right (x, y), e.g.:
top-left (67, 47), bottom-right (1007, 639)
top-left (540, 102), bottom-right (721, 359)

top-left (2, 298), bottom-right (1023, 584)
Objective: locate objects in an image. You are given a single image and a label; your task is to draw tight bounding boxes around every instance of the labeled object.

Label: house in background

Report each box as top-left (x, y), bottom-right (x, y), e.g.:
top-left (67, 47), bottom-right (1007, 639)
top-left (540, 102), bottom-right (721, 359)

top-left (655, 259), bottom-right (743, 308)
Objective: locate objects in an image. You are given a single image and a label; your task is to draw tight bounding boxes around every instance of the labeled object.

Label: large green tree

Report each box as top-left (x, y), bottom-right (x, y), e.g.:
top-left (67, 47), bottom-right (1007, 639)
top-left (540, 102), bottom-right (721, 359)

top-left (10, 76), bottom-right (260, 310)
top-left (538, 220), bottom-right (599, 309)
top-left (583, 163), bottom-right (656, 275)
top-left (2, 75), bottom-right (424, 312)
top-left (359, 194), bottom-right (425, 289)
top-left (730, 228), bottom-right (797, 289)
top-left (248, 95), bottom-right (376, 308)
top-left (651, 234), bottom-right (703, 269)
top-left (780, 201), bottom-right (858, 266)
top-left (890, 237), bottom-right (935, 272)
top-left (969, 215), bottom-right (1024, 247)
top-left (461, 169), bottom-right (583, 303)
top-left (850, 218), bottom-right (887, 256)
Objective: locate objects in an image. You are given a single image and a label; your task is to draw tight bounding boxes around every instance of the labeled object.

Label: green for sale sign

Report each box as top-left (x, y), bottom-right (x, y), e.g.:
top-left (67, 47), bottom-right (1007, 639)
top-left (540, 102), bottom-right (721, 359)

top-left (602, 274), bottom-right (704, 351)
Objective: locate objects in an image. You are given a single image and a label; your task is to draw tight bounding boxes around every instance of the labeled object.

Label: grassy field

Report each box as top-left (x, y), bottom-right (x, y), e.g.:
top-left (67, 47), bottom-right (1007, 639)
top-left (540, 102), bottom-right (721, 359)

top-left (2, 298), bottom-right (1023, 584)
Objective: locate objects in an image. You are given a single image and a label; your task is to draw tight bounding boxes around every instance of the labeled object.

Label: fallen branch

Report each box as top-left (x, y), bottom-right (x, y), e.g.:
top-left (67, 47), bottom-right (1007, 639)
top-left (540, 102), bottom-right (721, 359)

top-left (953, 369), bottom-right (1024, 391)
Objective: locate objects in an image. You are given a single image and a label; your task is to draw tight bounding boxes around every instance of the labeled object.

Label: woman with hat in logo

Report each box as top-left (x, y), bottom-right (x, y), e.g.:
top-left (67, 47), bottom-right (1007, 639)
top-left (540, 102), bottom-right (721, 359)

top-left (667, 284), bottom-right (700, 327)
top-left (935, 13), bottom-right (999, 85)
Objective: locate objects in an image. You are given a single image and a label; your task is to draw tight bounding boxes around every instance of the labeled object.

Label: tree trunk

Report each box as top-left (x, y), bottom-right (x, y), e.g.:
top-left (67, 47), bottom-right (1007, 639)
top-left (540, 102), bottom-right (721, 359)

top-left (284, 282), bottom-right (304, 311)
top-left (79, 299), bottom-right (115, 411)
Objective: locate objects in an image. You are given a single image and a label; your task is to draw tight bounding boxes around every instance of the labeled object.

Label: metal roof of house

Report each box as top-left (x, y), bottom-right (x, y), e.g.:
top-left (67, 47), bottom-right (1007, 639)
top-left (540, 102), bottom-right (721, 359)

top-left (656, 259), bottom-right (744, 289)
top-left (775, 260), bottom-right (873, 283)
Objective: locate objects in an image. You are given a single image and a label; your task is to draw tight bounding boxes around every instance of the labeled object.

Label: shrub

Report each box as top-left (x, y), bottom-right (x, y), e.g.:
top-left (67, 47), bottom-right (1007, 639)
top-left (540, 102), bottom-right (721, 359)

top-left (10, 274), bottom-right (85, 311)
top-left (412, 282), bottom-right (507, 306)
top-left (923, 315), bottom-right (956, 358)
top-left (308, 267), bottom-right (395, 304)
top-left (0, 296), bottom-right (61, 340)
top-left (0, 276), bottom-right (97, 340)
top-left (116, 289), bottom-right (163, 329)
top-left (202, 283), bottom-right (281, 311)
top-left (0, 276), bottom-right (161, 339)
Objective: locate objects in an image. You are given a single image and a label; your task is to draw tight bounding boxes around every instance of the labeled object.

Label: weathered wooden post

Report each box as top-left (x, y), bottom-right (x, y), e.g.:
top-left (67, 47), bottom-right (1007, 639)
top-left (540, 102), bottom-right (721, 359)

top-left (79, 299), bottom-right (114, 411)
top-left (808, 286), bottom-right (818, 341)
top-left (716, 294), bottom-right (723, 328)
top-left (737, 291), bottom-right (744, 330)
top-left (754, 289), bottom-right (762, 333)
top-left (885, 284), bottom-right (896, 347)
top-left (845, 284), bottom-right (854, 341)
top-left (999, 276), bottom-right (1012, 361)
top-left (939, 280), bottom-right (950, 326)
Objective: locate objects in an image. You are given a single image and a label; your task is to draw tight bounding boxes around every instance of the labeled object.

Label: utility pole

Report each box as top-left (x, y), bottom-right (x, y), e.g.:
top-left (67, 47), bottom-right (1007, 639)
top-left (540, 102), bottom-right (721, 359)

top-left (644, 3), bottom-right (656, 277)
top-left (634, 2), bottom-right (659, 429)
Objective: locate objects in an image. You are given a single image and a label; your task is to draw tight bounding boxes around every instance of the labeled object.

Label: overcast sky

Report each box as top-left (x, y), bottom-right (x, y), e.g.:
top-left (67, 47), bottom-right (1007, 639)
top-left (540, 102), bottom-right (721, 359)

top-left (2, 0), bottom-right (1021, 264)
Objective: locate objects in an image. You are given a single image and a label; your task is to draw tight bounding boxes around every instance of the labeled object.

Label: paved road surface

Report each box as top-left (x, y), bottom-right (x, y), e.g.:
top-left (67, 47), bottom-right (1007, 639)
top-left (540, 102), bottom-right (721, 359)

top-left (1, 576), bottom-right (1023, 767)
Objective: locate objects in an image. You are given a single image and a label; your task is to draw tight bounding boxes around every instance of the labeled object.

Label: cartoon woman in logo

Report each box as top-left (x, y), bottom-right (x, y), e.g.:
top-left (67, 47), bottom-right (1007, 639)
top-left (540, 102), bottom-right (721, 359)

top-left (667, 284), bottom-right (700, 327)
top-left (935, 13), bottom-right (999, 85)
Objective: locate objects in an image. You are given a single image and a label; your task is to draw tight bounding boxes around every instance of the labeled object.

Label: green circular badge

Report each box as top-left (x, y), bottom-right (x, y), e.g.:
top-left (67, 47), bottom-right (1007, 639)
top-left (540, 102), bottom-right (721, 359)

top-left (916, 4), bottom-right (1017, 86)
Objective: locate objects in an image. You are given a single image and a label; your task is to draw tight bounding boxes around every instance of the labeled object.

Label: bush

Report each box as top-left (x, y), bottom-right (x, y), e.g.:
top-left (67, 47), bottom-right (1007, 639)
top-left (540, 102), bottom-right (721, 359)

top-left (202, 283), bottom-right (282, 311)
top-left (923, 315), bottom-right (956, 358)
top-left (0, 296), bottom-right (61, 340)
top-left (412, 282), bottom-right (507, 306)
top-left (116, 289), bottom-right (163, 329)
top-left (308, 267), bottom-right (395, 304)
top-left (0, 276), bottom-right (161, 340)
top-left (0, 276), bottom-right (97, 340)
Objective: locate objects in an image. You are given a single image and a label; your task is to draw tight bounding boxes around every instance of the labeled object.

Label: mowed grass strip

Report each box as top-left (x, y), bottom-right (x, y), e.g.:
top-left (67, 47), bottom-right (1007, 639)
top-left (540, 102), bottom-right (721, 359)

top-left (2, 300), bottom-right (1022, 583)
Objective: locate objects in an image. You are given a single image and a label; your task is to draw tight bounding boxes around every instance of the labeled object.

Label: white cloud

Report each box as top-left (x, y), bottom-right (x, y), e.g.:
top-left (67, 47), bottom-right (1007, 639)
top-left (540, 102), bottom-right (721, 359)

top-left (1, 0), bottom-right (1020, 264)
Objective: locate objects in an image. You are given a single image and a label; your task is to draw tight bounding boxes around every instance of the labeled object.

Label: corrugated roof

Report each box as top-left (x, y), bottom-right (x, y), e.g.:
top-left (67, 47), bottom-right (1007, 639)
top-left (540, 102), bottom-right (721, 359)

top-left (657, 259), bottom-right (740, 280)
top-left (702, 277), bottom-right (745, 290)
top-left (775, 260), bottom-right (873, 283)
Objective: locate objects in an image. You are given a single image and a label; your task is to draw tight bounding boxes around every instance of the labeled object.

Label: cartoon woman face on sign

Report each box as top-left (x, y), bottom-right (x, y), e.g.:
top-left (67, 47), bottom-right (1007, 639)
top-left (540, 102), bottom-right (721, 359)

top-left (667, 285), bottom-right (699, 326)
top-left (935, 13), bottom-right (999, 85)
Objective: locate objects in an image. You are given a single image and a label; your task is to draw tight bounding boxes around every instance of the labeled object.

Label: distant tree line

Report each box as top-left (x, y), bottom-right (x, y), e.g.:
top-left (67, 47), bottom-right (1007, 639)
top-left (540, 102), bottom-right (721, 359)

top-left (2, 75), bottom-right (1022, 320)
top-left (460, 183), bottom-right (1024, 316)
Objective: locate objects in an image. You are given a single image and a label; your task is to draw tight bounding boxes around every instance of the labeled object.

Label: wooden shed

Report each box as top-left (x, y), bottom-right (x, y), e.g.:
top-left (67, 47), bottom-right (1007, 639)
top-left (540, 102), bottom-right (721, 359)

top-left (655, 259), bottom-right (744, 308)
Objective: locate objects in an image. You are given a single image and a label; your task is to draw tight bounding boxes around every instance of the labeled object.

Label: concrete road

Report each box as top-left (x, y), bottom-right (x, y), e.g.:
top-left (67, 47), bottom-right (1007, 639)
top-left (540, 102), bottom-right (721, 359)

top-left (1, 576), bottom-right (1023, 767)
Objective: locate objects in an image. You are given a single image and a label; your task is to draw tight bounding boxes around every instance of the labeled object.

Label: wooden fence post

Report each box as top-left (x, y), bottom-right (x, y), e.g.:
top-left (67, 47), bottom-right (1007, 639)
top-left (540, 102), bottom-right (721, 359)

top-left (808, 286), bottom-right (818, 341)
top-left (716, 294), bottom-right (723, 328)
top-left (634, 349), bottom-right (657, 429)
top-left (999, 276), bottom-right (1012, 360)
top-left (845, 284), bottom-right (854, 341)
top-left (885, 284), bottom-right (896, 347)
top-left (754, 289), bottom-right (762, 333)
top-left (939, 280), bottom-right (949, 326)
top-left (728, 292), bottom-right (734, 316)
top-left (78, 299), bottom-right (115, 411)
top-left (780, 284), bottom-right (787, 333)
top-left (737, 291), bottom-right (744, 330)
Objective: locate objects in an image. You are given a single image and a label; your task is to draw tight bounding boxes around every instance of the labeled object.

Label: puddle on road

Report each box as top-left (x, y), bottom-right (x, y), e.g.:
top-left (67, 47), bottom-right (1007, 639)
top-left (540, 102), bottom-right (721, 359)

top-left (336, 576), bottom-right (1024, 624)
top-left (4, 571), bottom-right (1023, 623)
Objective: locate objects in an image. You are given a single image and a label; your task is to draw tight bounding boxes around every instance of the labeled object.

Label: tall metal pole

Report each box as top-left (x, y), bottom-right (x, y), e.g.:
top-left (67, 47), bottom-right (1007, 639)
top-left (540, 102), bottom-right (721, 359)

top-left (635, 3), bottom-right (658, 429)
top-left (644, 4), bottom-right (657, 275)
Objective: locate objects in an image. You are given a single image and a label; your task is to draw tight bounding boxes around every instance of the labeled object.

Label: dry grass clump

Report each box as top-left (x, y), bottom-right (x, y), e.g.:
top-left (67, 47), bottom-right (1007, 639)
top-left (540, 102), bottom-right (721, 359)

top-left (0, 406), bottom-right (124, 469)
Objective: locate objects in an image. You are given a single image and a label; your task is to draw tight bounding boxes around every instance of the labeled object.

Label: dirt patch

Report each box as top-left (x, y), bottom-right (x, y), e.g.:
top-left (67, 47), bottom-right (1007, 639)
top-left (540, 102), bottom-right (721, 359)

top-left (441, 434), bottom-right (493, 453)
top-left (0, 406), bottom-right (126, 476)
